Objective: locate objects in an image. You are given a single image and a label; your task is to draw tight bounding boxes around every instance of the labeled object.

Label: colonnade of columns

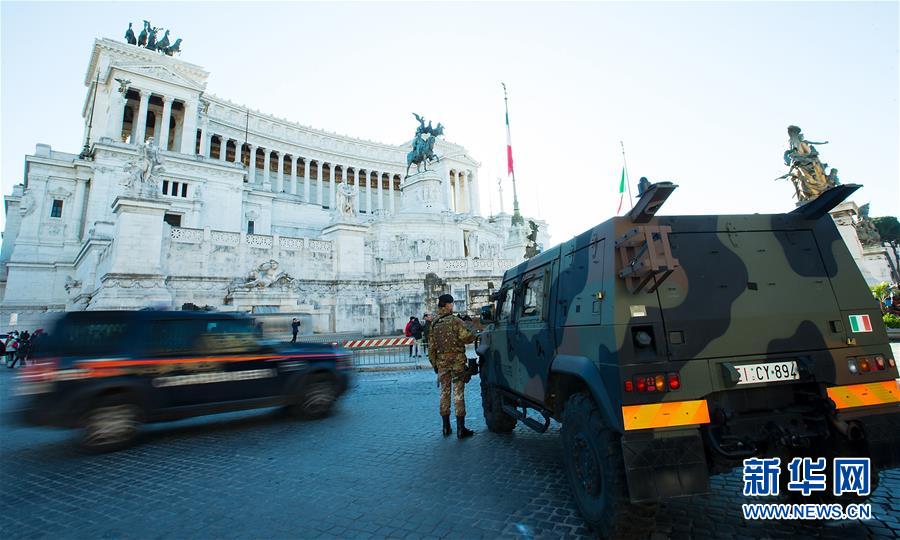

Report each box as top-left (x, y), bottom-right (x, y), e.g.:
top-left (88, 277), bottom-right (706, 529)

top-left (112, 89), bottom-right (480, 216)
top-left (110, 88), bottom-right (196, 154)
top-left (447, 169), bottom-right (479, 215)
top-left (199, 131), bottom-right (410, 214)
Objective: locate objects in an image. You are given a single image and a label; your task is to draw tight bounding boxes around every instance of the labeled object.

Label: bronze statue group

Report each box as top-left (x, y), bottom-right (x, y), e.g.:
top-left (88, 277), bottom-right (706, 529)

top-left (124, 21), bottom-right (182, 56)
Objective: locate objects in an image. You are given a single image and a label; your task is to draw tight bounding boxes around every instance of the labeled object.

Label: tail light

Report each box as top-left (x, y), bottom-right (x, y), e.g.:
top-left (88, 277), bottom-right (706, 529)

top-left (667, 373), bottom-right (681, 390)
top-left (635, 377), bottom-right (647, 392)
top-left (848, 355), bottom-right (888, 375)
top-left (625, 372), bottom-right (681, 393)
top-left (654, 375), bottom-right (665, 392)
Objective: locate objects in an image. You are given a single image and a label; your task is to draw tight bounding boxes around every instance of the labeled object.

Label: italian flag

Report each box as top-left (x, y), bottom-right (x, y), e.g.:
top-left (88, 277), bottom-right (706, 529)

top-left (616, 168), bottom-right (626, 214)
top-left (848, 314), bottom-right (872, 333)
top-left (505, 109), bottom-right (514, 175)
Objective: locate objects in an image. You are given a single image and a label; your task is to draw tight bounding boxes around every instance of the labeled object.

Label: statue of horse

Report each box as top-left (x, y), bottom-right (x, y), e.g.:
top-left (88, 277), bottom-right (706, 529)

top-left (406, 135), bottom-right (440, 177)
top-left (156, 30), bottom-right (170, 52)
top-left (138, 20), bottom-right (149, 47)
top-left (163, 38), bottom-right (183, 56)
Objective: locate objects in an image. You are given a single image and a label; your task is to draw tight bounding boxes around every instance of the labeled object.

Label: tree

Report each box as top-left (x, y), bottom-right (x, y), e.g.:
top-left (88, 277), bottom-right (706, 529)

top-left (872, 216), bottom-right (900, 243)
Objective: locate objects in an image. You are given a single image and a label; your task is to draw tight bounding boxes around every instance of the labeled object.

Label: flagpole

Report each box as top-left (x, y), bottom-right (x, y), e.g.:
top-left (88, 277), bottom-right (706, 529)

top-left (620, 140), bottom-right (635, 210)
top-left (502, 82), bottom-right (524, 226)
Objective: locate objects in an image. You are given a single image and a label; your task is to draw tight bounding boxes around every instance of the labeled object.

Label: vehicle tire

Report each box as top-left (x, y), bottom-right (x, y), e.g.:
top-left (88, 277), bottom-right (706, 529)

top-left (560, 393), bottom-right (655, 538)
top-left (479, 367), bottom-right (516, 433)
top-left (80, 395), bottom-right (142, 453)
top-left (291, 374), bottom-right (337, 419)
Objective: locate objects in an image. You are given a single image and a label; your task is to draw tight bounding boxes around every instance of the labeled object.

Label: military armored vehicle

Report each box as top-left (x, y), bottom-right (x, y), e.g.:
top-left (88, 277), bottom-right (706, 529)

top-left (476, 182), bottom-right (900, 536)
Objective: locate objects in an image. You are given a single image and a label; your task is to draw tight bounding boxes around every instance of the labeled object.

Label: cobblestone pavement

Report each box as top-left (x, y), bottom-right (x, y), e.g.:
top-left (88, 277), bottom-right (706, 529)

top-left (1, 367), bottom-right (898, 539)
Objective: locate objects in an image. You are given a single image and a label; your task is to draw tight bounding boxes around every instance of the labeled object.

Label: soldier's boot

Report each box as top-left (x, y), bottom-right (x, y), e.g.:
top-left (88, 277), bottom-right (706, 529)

top-left (442, 414), bottom-right (452, 436)
top-left (456, 416), bottom-right (474, 439)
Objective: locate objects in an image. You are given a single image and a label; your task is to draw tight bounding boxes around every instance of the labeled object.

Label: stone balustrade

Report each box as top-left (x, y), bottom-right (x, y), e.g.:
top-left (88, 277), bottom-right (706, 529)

top-left (384, 258), bottom-right (514, 277)
top-left (169, 227), bottom-right (330, 253)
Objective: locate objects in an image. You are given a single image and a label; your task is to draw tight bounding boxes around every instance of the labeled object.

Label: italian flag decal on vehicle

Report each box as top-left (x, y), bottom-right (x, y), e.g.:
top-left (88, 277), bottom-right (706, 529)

top-left (848, 314), bottom-right (872, 333)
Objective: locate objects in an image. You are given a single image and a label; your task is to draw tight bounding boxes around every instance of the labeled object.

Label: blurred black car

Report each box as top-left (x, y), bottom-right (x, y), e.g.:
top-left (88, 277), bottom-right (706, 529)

top-left (15, 311), bottom-right (352, 452)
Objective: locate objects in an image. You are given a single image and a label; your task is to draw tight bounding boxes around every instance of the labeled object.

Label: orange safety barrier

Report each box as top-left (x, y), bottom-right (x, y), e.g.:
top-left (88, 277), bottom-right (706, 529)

top-left (622, 399), bottom-right (711, 431)
top-left (826, 381), bottom-right (900, 409)
top-left (342, 337), bottom-right (415, 349)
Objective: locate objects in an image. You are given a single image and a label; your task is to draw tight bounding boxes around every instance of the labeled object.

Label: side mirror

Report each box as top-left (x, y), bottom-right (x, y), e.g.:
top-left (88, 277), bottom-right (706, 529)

top-left (480, 305), bottom-right (495, 323)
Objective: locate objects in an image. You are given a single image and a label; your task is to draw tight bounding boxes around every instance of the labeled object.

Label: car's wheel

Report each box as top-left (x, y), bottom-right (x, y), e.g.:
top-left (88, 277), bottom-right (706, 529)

top-left (560, 392), bottom-right (655, 538)
top-left (291, 374), bottom-right (337, 419)
top-left (479, 362), bottom-right (516, 433)
top-left (80, 395), bottom-right (142, 453)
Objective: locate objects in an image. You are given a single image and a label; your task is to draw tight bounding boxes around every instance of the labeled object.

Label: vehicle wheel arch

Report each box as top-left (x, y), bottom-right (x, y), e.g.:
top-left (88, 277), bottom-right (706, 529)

top-left (549, 355), bottom-right (618, 429)
top-left (77, 384), bottom-right (147, 421)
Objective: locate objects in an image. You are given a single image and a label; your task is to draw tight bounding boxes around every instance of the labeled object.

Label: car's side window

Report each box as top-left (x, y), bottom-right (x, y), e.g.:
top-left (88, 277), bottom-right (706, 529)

top-left (147, 320), bottom-right (202, 356)
top-left (520, 276), bottom-right (545, 319)
top-left (197, 319), bottom-right (259, 353)
top-left (497, 288), bottom-right (513, 323)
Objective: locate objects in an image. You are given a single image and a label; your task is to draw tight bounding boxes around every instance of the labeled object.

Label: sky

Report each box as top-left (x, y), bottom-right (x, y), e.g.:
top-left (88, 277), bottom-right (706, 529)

top-left (1, 1), bottom-right (898, 244)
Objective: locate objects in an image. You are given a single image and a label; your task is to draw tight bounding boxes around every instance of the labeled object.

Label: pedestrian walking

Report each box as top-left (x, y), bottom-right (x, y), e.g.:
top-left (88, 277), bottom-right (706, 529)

top-left (290, 318), bottom-right (301, 343)
top-left (427, 294), bottom-right (476, 438)
top-left (10, 331), bottom-right (30, 368)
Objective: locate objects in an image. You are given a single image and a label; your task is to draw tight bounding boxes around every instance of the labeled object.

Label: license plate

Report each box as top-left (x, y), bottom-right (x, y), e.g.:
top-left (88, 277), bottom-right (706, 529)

top-left (736, 361), bottom-right (799, 385)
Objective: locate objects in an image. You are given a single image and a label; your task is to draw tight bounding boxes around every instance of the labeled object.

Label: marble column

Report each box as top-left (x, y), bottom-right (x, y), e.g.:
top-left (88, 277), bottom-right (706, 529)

top-left (329, 164), bottom-right (337, 209)
top-left (317, 162), bottom-right (324, 207)
top-left (199, 123), bottom-right (211, 157)
top-left (179, 99), bottom-right (198, 154)
top-left (218, 137), bottom-right (227, 162)
top-left (389, 174), bottom-right (396, 215)
top-left (276, 152), bottom-right (284, 192)
top-left (444, 167), bottom-right (454, 212)
top-left (462, 171), bottom-right (471, 213)
top-left (304, 160), bottom-right (311, 202)
top-left (248, 145), bottom-right (257, 183)
top-left (107, 90), bottom-right (128, 142)
top-left (262, 149), bottom-right (271, 189)
top-left (354, 168), bottom-right (361, 207)
top-left (366, 171), bottom-right (372, 214)
top-left (470, 170), bottom-right (480, 216)
top-left (377, 172), bottom-right (384, 213)
top-left (133, 90), bottom-right (150, 144)
top-left (159, 98), bottom-right (173, 150)
top-left (290, 156), bottom-right (298, 195)
top-left (455, 171), bottom-right (465, 213)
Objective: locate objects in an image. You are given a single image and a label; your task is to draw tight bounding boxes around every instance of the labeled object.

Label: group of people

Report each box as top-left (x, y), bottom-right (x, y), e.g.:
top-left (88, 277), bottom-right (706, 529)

top-left (403, 314), bottom-right (433, 357)
top-left (3, 329), bottom-right (43, 368)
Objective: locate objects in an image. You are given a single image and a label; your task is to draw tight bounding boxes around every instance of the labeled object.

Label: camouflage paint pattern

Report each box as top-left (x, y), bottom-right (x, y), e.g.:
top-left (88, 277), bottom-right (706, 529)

top-left (479, 208), bottom-right (897, 432)
top-left (429, 309), bottom-right (476, 417)
top-left (438, 368), bottom-right (467, 417)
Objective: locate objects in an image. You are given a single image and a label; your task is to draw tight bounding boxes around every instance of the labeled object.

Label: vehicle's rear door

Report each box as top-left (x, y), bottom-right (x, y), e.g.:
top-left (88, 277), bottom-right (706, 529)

top-left (659, 227), bottom-right (845, 361)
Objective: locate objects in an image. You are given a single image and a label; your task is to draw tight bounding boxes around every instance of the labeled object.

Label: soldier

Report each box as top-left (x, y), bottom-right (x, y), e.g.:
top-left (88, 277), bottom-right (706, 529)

top-left (428, 294), bottom-right (476, 438)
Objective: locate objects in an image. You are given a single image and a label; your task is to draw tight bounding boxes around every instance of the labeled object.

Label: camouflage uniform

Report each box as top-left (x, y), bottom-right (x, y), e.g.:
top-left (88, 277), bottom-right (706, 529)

top-left (428, 308), bottom-right (476, 417)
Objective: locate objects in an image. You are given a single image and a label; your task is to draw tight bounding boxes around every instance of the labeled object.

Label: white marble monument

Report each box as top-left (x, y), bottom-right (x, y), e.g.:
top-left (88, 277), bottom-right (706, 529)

top-left (0, 36), bottom-right (549, 335)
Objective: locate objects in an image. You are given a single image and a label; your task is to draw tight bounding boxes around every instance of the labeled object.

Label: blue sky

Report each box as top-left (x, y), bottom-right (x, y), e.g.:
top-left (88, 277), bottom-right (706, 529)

top-left (2, 1), bottom-right (897, 243)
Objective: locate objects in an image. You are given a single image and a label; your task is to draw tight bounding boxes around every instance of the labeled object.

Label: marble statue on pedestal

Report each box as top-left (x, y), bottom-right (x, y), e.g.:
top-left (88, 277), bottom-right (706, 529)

top-left (123, 138), bottom-right (164, 198)
top-left (336, 183), bottom-right (357, 218)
